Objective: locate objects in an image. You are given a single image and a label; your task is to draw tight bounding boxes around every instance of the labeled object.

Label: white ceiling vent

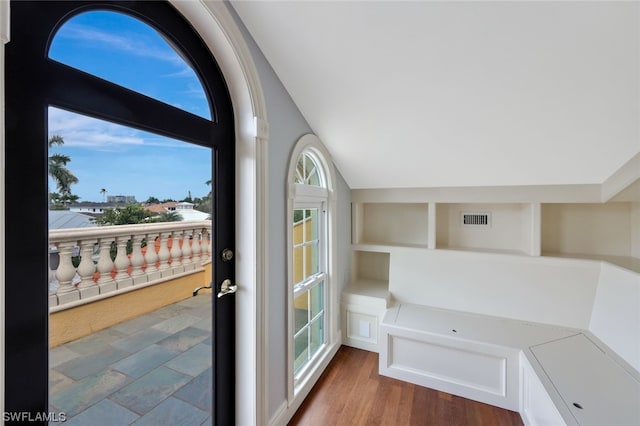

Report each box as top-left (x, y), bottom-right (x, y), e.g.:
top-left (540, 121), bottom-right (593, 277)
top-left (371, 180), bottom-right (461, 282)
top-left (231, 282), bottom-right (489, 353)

top-left (461, 212), bottom-right (491, 228)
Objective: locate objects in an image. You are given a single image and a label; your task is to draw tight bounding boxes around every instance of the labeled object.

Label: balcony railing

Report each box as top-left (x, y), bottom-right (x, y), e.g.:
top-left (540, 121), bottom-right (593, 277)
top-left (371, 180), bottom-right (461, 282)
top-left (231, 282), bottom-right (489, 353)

top-left (48, 220), bottom-right (212, 310)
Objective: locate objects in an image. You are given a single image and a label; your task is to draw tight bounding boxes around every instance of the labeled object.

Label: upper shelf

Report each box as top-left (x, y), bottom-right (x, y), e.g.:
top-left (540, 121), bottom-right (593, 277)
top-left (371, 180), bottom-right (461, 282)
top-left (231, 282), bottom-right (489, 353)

top-left (354, 202), bottom-right (429, 247)
top-left (350, 198), bottom-right (639, 275)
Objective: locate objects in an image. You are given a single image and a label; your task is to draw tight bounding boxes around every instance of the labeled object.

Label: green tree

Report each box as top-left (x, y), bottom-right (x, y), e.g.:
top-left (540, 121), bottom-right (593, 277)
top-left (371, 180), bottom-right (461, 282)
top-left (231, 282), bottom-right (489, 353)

top-left (145, 196), bottom-right (160, 204)
top-left (48, 135), bottom-right (79, 201)
top-left (195, 179), bottom-right (212, 213)
top-left (93, 204), bottom-right (152, 225)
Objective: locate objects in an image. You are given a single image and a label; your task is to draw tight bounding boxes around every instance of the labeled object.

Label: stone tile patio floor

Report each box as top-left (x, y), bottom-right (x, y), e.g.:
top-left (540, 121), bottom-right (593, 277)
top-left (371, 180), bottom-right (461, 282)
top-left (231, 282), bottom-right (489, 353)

top-left (49, 294), bottom-right (213, 425)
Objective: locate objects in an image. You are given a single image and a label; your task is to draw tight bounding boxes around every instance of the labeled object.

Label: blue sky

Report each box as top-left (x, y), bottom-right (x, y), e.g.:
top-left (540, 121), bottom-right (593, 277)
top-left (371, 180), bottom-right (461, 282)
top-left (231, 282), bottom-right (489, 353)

top-left (47, 11), bottom-right (212, 203)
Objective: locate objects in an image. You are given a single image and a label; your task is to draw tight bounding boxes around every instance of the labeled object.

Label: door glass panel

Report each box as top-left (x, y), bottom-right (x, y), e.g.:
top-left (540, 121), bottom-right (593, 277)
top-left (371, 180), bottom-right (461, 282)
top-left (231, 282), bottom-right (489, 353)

top-left (49, 11), bottom-right (211, 120)
top-left (47, 106), bottom-right (214, 420)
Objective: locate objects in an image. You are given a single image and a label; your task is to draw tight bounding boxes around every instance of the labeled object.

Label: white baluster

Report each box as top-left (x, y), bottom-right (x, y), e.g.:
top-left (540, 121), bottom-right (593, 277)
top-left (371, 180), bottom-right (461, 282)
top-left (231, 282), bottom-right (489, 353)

top-left (198, 228), bottom-right (209, 262)
top-left (144, 234), bottom-right (158, 272)
top-left (55, 241), bottom-right (80, 304)
top-left (96, 238), bottom-right (116, 294)
top-left (76, 238), bottom-right (99, 298)
top-left (206, 229), bottom-right (213, 262)
top-left (157, 232), bottom-right (171, 272)
top-left (130, 235), bottom-right (146, 284)
top-left (144, 233), bottom-right (160, 281)
top-left (191, 229), bottom-right (202, 264)
top-left (170, 230), bottom-right (184, 273)
top-left (181, 229), bottom-right (193, 268)
top-left (114, 236), bottom-right (133, 288)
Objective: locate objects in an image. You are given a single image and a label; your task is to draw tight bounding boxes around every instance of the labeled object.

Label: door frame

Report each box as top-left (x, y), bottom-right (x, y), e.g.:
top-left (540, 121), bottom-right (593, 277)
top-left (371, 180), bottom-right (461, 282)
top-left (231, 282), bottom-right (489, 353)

top-left (0, 1), bottom-right (269, 424)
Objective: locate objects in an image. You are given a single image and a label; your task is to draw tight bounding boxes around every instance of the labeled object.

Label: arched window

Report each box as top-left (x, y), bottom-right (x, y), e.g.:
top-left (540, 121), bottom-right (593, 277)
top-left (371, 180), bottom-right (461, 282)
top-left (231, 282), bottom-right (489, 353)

top-left (287, 134), bottom-right (337, 399)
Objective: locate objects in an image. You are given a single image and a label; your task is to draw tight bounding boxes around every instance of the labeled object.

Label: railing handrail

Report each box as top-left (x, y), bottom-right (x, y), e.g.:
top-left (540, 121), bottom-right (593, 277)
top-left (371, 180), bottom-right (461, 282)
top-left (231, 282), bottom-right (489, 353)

top-left (49, 220), bottom-right (212, 243)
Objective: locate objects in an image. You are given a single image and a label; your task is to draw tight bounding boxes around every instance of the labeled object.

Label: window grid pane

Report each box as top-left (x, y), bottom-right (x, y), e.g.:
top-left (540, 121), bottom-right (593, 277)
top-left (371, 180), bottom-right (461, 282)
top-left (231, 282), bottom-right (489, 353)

top-left (293, 208), bottom-right (320, 284)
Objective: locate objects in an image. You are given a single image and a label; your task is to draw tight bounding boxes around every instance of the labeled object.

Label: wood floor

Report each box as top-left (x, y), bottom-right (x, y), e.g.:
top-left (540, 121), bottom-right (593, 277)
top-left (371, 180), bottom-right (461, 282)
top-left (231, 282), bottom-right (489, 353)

top-left (288, 346), bottom-right (523, 426)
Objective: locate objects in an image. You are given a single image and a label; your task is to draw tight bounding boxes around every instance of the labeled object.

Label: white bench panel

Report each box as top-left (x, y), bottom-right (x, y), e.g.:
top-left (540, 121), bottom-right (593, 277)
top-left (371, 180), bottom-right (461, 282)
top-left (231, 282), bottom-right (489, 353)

top-left (520, 353), bottom-right (567, 426)
top-left (531, 334), bottom-right (640, 426)
top-left (386, 334), bottom-right (511, 403)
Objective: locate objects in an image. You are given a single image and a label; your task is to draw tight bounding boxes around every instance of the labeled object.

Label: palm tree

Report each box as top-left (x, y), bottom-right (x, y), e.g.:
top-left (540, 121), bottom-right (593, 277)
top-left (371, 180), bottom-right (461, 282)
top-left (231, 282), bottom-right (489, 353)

top-left (100, 188), bottom-right (107, 202)
top-left (48, 135), bottom-right (78, 197)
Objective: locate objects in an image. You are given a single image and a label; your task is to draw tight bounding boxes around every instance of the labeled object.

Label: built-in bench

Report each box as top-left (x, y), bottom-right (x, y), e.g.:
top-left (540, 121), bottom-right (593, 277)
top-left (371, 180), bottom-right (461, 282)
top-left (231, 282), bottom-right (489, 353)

top-left (366, 248), bottom-right (640, 425)
top-left (380, 303), bottom-right (640, 425)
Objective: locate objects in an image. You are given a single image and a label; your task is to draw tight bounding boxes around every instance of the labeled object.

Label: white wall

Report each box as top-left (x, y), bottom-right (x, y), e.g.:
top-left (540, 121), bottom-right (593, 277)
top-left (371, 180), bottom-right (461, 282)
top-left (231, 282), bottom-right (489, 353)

top-left (389, 248), bottom-right (600, 329)
top-left (589, 263), bottom-right (640, 371)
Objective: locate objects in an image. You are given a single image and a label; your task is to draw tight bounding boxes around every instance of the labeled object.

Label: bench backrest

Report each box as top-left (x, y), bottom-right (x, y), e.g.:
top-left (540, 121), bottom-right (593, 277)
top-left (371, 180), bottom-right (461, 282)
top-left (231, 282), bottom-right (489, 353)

top-left (389, 248), bottom-right (600, 329)
top-left (589, 262), bottom-right (640, 371)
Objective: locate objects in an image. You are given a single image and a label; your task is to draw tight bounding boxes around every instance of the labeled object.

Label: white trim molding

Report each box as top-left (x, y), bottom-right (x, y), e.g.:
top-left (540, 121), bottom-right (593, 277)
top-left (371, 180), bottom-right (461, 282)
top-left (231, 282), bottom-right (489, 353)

top-left (602, 152), bottom-right (640, 202)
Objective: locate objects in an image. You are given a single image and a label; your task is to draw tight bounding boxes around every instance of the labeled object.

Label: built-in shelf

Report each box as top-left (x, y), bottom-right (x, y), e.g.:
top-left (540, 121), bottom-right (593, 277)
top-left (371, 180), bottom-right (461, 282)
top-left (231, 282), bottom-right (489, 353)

top-left (352, 250), bottom-right (390, 283)
top-left (541, 203), bottom-right (638, 270)
top-left (436, 203), bottom-right (536, 255)
top-left (354, 202), bottom-right (428, 248)
top-left (436, 246), bottom-right (530, 257)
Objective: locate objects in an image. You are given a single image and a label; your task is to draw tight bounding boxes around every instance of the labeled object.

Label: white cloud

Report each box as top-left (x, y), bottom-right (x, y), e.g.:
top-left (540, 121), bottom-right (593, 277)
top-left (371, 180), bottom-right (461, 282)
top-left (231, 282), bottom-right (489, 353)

top-left (56, 22), bottom-right (184, 67)
top-left (48, 107), bottom-right (200, 151)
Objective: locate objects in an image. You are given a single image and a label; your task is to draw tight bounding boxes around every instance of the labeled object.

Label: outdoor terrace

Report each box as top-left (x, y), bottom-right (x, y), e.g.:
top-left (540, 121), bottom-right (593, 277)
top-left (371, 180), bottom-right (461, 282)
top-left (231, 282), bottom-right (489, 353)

top-left (49, 294), bottom-right (212, 425)
top-left (47, 221), bottom-right (214, 424)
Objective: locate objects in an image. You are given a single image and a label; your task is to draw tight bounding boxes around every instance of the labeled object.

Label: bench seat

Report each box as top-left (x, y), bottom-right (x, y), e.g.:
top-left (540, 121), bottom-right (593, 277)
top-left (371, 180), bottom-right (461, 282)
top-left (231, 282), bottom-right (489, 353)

top-left (380, 303), bottom-right (640, 425)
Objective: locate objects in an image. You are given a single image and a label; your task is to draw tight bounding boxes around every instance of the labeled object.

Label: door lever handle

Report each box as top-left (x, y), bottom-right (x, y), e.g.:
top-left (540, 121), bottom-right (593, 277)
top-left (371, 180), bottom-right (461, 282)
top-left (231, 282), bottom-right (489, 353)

top-left (217, 279), bottom-right (237, 298)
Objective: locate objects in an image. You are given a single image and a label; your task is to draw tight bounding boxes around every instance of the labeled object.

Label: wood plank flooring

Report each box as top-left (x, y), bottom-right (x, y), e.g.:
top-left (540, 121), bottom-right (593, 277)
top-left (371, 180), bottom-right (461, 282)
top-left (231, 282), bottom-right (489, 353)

top-left (288, 346), bottom-right (523, 426)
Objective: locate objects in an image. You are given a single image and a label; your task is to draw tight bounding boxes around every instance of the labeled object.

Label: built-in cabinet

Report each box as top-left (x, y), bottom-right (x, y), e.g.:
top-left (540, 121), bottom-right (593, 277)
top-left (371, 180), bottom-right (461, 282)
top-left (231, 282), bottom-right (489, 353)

top-left (342, 197), bottom-right (640, 351)
top-left (341, 250), bottom-right (392, 351)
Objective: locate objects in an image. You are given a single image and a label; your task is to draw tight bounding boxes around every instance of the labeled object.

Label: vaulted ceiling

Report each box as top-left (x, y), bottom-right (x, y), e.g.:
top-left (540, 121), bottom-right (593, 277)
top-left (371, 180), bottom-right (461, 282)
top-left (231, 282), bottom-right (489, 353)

top-left (231, 1), bottom-right (639, 189)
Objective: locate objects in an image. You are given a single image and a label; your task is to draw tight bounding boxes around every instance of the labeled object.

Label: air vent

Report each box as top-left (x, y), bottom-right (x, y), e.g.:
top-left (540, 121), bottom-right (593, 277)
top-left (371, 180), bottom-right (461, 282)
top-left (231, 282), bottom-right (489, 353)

top-left (461, 212), bottom-right (491, 227)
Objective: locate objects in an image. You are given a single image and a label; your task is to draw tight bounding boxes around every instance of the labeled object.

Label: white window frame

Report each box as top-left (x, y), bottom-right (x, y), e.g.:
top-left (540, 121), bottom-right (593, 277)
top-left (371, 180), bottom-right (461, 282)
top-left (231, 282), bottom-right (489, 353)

top-left (286, 134), bottom-right (339, 408)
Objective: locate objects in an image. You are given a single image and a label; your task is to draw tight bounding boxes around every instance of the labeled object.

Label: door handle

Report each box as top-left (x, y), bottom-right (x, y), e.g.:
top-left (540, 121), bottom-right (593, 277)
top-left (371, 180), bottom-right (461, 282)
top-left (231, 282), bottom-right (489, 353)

top-left (217, 279), bottom-right (237, 298)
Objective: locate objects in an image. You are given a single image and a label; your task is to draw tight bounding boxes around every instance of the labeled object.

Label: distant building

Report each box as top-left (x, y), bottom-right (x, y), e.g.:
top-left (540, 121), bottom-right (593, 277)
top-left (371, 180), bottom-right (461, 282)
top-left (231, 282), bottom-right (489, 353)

top-left (145, 201), bottom-right (210, 221)
top-left (145, 201), bottom-right (179, 214)
top-left (107, 195), bottom-right (137, 204)
top-left (175, 202), bottom-right (210, 221)
top-left (69, 202), bottom-right (115, 216)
